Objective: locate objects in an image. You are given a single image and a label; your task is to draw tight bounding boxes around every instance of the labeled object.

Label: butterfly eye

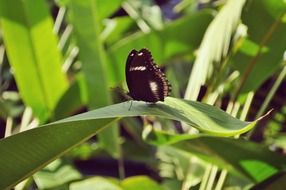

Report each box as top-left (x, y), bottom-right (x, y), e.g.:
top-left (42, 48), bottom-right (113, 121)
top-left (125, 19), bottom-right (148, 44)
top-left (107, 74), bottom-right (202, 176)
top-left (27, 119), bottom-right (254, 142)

top-left (125, 48), bottom-right (171, 103)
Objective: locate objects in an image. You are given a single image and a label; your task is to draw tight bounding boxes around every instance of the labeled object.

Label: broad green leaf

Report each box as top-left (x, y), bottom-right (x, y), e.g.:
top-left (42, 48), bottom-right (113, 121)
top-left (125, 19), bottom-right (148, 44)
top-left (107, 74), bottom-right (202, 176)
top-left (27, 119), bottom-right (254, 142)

top-left (0, 0), bottom-right (68, 121)
top-left (107, 10), bottom-right (213, 83)
top-left (146, 132), bottom-right (286, 182)
top-left (232, 0), bottom-right (286, 92)
top-left (68, 0), bottom-right (119, 157)
top-left (68, 0), bottom-right (111, 108)
top-left (0, 97), bottom-right (262, 189)
top-left (0, 117), bottom-right (116, 190)
top-left (58, 97), bottom-right (259, 136)
top-left (122, 176), bottom-right (163, 190)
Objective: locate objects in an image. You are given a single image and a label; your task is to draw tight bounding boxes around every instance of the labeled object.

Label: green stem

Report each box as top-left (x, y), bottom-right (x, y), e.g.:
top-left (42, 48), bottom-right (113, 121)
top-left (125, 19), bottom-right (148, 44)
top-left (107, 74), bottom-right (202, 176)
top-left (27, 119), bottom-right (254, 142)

top-left (256, 63), bottom-right (286, 119)
top-left (214, 170), bottom-right (228, 190)
top-left (199, 165), bottom-right (212, 190)
top-left (118, 143), bottom-right (125, 180)
top-left (206, 166), bottom-right (218, 190)
top-left (4, 117), bottom-right (12, 137)
top-left (53, 7), bottom-right (66, 34)
top-left (214, 92), bottom-right (254, 190)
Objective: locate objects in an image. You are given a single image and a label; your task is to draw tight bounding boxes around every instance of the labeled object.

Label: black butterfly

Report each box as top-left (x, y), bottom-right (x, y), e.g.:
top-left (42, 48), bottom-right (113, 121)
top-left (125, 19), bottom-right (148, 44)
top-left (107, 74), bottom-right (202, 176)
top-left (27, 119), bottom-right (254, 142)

top-left (125, 48), bottom-right (171, 103)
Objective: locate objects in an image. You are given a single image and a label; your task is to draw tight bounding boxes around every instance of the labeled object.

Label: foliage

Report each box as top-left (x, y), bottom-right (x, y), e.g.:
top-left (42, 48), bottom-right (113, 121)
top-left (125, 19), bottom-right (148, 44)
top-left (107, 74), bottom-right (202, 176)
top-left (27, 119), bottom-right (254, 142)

top-left (0, 0), bottom-right (285, 189)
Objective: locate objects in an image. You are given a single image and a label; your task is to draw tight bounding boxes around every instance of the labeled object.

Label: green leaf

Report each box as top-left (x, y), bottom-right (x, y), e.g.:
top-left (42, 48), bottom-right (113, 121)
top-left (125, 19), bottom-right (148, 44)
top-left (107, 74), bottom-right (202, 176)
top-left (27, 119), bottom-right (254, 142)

top-left (69, 176), bottom-right (163, 190)
top-left (68, 0), bottom-right (111, 108)
top-left (54, 73), bottom-right (87, 120)
top-left (107, 10), bottom-right (214, 83)
top-left (68, 0), bottom-right (119, 157)
top-left (184, 0), bottom-right (247, 100)
top-left (33, 159), bottom-right (82, 189)
top-left (59, 97), bottom-right (259, 136)
top-left (102, 16), bottom-right (135, 45)
top-left (98, 0), bottom-right (123, 21)
top-left (271, 133), bottom-right (286, 149)
top-left (0, 117), bottom-right (116, 190)
top-left (232, 0), bottom-right (286, 92)
top-left (0, 0), bottom-right (68, 121)
top-left (122, 176), bottom-right (163, 190)
top-left (146, 132), bottom-right (286, 182)
top-left (0, 97), bottom-right (261, 189)
top-left (162, 97), bottom-right (257, 136)
top-left (70, 177), bottom-right (122, 190)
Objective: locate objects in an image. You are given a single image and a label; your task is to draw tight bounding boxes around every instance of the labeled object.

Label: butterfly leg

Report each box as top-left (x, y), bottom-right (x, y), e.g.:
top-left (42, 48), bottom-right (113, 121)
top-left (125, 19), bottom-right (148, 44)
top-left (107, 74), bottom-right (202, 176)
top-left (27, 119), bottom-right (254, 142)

top-left (128, 100), bottom-right (133, 111)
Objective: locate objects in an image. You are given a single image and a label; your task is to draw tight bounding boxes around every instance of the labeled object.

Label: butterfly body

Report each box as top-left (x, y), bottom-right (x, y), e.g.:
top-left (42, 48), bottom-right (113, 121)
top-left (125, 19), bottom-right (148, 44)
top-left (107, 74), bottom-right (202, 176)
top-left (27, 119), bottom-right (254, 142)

top-left (125, 48), bottom-right (171, 103)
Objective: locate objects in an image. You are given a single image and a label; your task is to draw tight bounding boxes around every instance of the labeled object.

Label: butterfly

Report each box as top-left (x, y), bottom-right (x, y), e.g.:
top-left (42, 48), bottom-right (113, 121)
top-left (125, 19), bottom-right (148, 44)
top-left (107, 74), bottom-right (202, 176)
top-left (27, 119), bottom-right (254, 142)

top-left (125, 48), bottom-right (171, 103)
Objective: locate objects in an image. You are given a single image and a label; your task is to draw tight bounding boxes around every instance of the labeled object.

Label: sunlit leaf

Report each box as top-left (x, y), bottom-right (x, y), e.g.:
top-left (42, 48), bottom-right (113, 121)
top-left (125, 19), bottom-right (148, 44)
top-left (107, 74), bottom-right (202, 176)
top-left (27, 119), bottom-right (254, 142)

top-left (0, 0), bottom-right (68, 121)
top-left (184, 0), bottom-right (247, 100)
top-left (122, 176), bottom-right (163, 190)
top-left (70, 177), bottom-right (121, 190)
top-left (0, 97), bottom-right (261, 189)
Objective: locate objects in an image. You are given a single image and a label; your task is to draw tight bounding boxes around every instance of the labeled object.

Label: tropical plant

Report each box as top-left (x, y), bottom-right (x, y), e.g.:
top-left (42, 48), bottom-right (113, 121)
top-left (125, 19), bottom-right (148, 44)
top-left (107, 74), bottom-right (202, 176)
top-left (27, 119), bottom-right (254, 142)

top-left (0, 0), bottom-right (285, 189)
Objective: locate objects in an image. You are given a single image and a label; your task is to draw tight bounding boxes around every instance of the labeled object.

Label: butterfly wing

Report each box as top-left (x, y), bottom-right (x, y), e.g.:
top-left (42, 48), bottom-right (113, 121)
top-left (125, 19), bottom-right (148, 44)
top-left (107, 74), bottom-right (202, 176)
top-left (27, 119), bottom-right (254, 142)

top-left (125, 48), bottom-right (171, 102)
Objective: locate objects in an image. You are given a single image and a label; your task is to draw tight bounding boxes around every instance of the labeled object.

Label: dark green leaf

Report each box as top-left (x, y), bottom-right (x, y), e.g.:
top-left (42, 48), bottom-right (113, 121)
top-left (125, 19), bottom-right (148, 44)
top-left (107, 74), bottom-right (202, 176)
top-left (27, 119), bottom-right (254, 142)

top-left (232, 0), bottom-right (286, 92)
top-left (146, 131), bottom-right (286, 182)
top-left (68, 0), bottom-right (119, 157)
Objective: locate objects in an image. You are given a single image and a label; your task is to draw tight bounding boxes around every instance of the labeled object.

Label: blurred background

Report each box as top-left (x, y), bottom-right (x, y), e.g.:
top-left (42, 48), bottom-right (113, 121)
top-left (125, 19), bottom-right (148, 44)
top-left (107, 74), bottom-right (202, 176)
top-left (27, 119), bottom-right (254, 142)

top-left (0, 0), bottom-right (286, 189)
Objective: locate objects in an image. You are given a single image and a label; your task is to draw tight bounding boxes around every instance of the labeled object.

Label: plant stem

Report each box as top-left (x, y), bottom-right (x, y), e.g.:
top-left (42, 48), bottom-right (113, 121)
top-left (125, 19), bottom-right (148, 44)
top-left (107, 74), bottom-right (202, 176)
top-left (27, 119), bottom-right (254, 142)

top-left (58, 25), bottom-right (73, 51)
top-left (5, 117), bottom-right (12, 137)
top-left (214, 170), bottom-right (228, 190)
top-left (199, 165), bottom-right (212, 190)
top-left (206, 166), bottom-right (218, 190)
top-left (53, 7), bottom-right (66, 34)
top-left (118, 143), bottom-right (125, 180)
top-left (256, 63), bottom-right (286, 119)
top-left (214, 92), bottom-right (254, 190)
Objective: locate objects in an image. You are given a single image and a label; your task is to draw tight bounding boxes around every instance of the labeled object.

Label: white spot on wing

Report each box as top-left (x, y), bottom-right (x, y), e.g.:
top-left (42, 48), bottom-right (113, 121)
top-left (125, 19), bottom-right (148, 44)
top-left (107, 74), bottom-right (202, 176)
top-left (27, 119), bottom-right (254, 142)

top-left (129, 66), bottom-right (147, 71)
top-left (149, 81), bottom-right (158, 91)
top-left (149, 81), bottom-right (160, 100)
top-left (138, 52), bottom-right (143, 56)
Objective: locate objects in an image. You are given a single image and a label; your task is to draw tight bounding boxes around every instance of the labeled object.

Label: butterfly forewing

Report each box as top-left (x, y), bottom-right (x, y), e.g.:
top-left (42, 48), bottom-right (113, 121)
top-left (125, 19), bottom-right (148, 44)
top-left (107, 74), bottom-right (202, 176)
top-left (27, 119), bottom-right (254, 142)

top-left (125, 48), bottom-right (171, 103)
